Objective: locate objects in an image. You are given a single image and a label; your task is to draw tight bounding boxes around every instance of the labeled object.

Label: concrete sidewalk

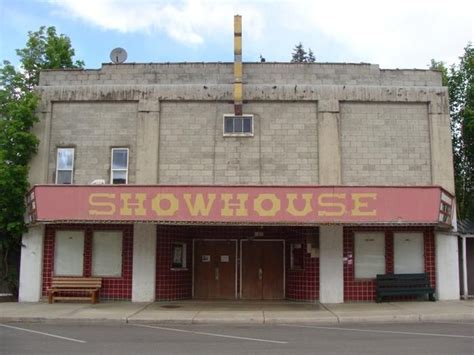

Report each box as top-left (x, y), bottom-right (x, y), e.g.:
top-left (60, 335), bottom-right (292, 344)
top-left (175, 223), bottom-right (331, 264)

top-left (0, 300), bottom-right (473, 324)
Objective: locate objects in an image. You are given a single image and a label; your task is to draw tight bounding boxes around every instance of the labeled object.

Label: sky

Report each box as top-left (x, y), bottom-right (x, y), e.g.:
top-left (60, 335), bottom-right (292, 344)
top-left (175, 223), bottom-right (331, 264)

top-left (0, 0), bottom-right (473, 70)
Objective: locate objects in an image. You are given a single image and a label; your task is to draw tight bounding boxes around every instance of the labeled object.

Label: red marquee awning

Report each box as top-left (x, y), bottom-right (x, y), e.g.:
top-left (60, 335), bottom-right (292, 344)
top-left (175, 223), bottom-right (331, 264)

top-left (26, 185), bottom-right (454, 227)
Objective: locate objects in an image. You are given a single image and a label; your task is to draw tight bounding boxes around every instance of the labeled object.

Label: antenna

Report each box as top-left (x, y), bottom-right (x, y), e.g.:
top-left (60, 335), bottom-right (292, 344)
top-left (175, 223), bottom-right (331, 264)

top-left (110, 48), bottom-right (127, 64)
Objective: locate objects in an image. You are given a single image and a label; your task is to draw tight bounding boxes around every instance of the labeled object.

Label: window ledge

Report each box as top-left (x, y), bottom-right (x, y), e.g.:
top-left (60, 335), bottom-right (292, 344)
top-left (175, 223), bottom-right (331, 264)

top-left (223, 133), bottom-right (254, 138)
top-left (92, 275), bottom-right (122, 278)
top-left (171, 268), bottom-right (188, 271)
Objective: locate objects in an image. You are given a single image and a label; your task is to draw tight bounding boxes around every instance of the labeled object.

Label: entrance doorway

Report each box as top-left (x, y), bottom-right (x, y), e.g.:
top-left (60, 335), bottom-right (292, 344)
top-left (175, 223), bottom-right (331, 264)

top-left (240, 240), bottom-right (285, 300)
top-left (193, 240), bottom-right (237, 299)
top-left (467, 238), bottom-right (474, 296)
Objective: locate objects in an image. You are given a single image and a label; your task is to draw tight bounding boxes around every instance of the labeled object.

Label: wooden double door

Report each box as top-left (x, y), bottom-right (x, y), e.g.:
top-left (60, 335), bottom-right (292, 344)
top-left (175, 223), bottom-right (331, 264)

top-left (241, 240), bottom-right (284, 300)
top-left (193, 239), bottom-right (285, 300)
top-left (194, 240), bottom-right (237, 299)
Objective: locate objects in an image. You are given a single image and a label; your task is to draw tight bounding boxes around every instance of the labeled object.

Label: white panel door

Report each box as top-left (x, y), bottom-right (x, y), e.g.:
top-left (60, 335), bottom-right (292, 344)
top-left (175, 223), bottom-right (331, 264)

top-left (394, 232), bottom-right (424, 274)
top-left (54, 231), bottom-right (84, 276)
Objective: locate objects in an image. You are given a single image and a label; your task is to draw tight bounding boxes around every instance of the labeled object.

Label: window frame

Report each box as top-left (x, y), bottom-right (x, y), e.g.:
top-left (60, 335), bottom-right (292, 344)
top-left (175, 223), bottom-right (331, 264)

top-left (290, 243), bottom-right (304, 270)
top-left (171, 242), bottom-right (187, 270)
top-left (54, 230), bottom-right (84, 276)
top-left (55, 147), bottom-right (75, 184)
top-left (354, 232), bottom-right (386, 280)
top-left (110, 147), bottom-right (129, 184)
top-left (393, 232), bottom-right (424, 274)
top-left (91, 231), bottom-right (123, 277)
top-left (223, 114), bottom-right (254, 137)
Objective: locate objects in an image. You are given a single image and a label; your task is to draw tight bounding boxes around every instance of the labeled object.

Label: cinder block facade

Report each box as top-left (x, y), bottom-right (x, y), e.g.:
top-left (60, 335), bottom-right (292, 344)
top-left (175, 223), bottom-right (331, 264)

top-left (19, 62), bottom-right (459, 303)
top-left (340, 102), bottom-right (431, 185)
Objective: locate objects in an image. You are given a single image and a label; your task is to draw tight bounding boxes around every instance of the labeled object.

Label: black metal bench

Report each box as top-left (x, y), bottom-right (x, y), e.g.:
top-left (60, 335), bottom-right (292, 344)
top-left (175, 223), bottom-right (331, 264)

top-left (376, 273), bottom-right (436, 303)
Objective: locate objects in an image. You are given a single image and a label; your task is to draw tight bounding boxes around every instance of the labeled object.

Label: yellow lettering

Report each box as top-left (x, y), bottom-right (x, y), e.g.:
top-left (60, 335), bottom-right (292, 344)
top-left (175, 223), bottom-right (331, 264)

top-left (318, 193), bottom-right (346, 216)
top-left (351, 193), bottom-right (377, 216)
top-left (286, 193), bottom-right (313, 216)
top-left (120, 193), bottom-right (146, 216)
top-left (254, 194), bottom-right (281, 217)
top-left (89, 193), bottom-right (116, 216)
top-left (151, 193), bottom-right (179, 216)
top-left (183, 193), bottom-right (216, 216)
top-left (221, 193), bottom-right (248, 217)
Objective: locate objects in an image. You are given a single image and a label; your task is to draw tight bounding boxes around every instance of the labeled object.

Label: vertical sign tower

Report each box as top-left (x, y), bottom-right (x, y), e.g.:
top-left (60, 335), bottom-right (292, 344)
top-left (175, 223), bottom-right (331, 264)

top-left (234, 15), bottom-right (243, 116)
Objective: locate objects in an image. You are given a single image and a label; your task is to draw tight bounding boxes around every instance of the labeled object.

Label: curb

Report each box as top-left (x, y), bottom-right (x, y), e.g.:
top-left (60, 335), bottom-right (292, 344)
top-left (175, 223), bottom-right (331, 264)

top-left (1, 314), bottom-right (473, 325)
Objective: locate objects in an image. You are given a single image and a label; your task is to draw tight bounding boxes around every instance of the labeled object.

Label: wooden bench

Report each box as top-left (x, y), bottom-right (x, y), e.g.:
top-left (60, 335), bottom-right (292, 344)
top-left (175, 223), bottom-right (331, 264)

top-left (48, 277), bottom-right (102, 304)
top-left (376, 273), bottom-right (436, 303)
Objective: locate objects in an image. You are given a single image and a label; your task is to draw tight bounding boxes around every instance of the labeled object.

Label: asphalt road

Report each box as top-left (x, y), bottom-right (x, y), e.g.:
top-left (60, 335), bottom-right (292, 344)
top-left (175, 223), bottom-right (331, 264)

top-left (1, 321), bottom-right (473, 354)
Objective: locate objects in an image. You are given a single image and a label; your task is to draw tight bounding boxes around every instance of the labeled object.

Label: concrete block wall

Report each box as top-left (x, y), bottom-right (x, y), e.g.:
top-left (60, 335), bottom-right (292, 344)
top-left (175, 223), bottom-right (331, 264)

top-left (158, 101), bottom-right (318, 185)
top-left (340, 102), bottom-right (431, 185)
top-left (30, 62), bottom-right (453, 195)
top-left (39, 63), bottom-right (442, 87)
top-left (48, 102), bottom-right (138, 184)
top-left (158, 102), bottom-right (217, 185)
top-left (258, 102), bottom-right (318, 184)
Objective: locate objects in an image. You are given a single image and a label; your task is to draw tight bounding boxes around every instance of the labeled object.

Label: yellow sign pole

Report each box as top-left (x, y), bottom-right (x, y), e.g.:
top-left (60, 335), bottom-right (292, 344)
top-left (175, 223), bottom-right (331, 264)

top-left (234, 15), bottom-right (243, 116)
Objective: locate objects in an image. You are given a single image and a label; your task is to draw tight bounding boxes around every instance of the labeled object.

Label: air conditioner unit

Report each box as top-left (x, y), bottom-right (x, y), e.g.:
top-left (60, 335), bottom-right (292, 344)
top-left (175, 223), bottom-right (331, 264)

top-left (90, 179), bottom-right (106, 185)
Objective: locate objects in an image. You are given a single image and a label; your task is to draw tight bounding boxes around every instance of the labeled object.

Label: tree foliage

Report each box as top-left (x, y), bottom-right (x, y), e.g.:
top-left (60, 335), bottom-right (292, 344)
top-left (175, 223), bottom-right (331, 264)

top-left (431, 44), bottom-right (474, 220)
top-left (16, 26), bottom-right (85, 90)
top-left (0, 26), bottom-right (83, 296)
top-left (291, 42), bottom-right (316, 63)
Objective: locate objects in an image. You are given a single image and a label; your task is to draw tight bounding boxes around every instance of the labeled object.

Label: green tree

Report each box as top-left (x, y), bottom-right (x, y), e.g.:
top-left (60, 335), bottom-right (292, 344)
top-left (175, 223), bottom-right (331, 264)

top-left (291, 42), bottom-right (307, 62)
top-left (307, 48), bottom-right (316, 63)
top-left (429, 59), bottom-right (449, 86)
top-left (431, 44), bottom-right (474, 220)
top-left (291, 42), bottom-right (316, 63)
top-left (450, 44), bottom-right (474, 220)
top-left (0, 26), bottom-right (84, 296)
top-left (16, 26), bottom-right (85, 90)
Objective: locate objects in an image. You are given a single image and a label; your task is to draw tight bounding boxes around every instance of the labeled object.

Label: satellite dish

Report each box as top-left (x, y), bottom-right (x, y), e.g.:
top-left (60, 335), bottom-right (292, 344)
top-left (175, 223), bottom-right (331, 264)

top-left (110, 47), bottom-right (127, 64)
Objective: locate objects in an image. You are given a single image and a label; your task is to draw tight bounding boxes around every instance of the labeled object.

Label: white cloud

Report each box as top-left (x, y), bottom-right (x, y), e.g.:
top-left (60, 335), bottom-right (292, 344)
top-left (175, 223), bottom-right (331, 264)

top-left (46, 0), bottom-right (264, 45)
top-left (289, 0), bottom-right (474, 67)
top-left (45, 0), bottom-right (473, 67)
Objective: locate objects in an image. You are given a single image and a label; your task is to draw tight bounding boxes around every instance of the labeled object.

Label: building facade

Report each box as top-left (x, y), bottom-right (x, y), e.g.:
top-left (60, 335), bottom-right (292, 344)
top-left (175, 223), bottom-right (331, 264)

top-left (19, 62), bottom-right (460, 303)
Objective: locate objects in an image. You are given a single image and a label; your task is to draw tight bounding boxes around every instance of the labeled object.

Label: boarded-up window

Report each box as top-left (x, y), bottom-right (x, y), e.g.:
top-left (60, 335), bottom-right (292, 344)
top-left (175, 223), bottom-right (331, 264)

top-left (92, 231), bottom-right (123, 277)
top-left (54, 231), bottom-right (84, 276)
top-left (354, 232), bottom-right (385, 279)
top-left (394, 232), bottom-right (424, 273)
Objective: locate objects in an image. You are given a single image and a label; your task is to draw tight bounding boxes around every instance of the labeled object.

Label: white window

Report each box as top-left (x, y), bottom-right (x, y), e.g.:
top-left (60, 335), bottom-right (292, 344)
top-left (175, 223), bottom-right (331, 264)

top-left (171, 242), bottom-right (187, 269)
top-left (56, 148), bottom-right (74, 184)
top-left (54, 231), bottom-right (84, 276)
top-left (111, 148), bottom-right (129, 184)
top-left (354, 232), bottom-right (385, 279)
top-left (394, 232), bottom-right (424, 274)
top-left (92, 231), bottom-right (123, 277)
top-left (223, 114), bottom-right (253, 136)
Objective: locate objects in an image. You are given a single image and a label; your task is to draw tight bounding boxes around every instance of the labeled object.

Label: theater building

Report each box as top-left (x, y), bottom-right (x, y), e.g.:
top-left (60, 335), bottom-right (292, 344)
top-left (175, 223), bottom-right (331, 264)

top-left (18, 57), bottom-right (460, 303)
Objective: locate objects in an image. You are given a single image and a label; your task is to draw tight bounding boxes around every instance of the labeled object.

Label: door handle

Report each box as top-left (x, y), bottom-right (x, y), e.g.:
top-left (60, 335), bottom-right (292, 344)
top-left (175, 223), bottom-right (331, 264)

top-left (258, 268), bottom-right (263, 280)
top-left (215, 267), bottom-right (219, 280)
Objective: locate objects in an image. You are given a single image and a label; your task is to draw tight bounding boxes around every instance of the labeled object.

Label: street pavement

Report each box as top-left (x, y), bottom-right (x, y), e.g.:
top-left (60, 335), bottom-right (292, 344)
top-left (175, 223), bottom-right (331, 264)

top-left (1, 321), bottom-right (473, 354)
top-left (0, 300), bottom-right (473, 324)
